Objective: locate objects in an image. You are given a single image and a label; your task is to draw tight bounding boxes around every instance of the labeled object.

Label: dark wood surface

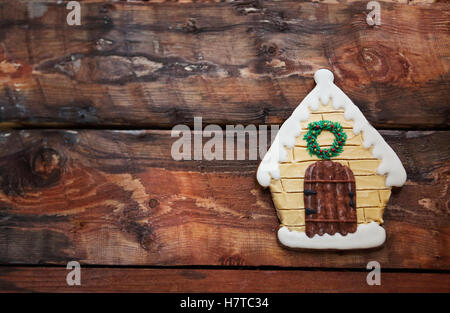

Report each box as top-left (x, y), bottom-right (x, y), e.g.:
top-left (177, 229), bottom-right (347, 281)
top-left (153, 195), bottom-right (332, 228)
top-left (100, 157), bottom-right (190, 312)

top-left (0, 130), bottom-right (448, 269)
top-left (0, 0), bottom-right (448, 129)
top-left (0, 0), bottom-right (449, 293)
top-left (1, 267), bottom-right (448, 293)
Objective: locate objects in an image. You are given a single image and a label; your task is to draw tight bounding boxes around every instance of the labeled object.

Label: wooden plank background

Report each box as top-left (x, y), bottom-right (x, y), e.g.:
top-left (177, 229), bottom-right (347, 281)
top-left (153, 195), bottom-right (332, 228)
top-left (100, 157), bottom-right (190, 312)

top-left (1, 0), bottom-right (449, 129)
top-left (0, 0), bottom-right (449, 292)
top-left (1, 267), bottom-right (449, 293)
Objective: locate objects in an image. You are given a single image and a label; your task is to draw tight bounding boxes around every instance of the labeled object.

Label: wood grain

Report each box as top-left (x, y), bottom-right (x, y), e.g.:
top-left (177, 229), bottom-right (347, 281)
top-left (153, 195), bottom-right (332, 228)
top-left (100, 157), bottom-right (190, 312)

top-left (0, 1), bottom-right (448, 129)
top-left (0, 129), bottom-right (448, 269)
top-left (1, 267), bottom-right (448, 293)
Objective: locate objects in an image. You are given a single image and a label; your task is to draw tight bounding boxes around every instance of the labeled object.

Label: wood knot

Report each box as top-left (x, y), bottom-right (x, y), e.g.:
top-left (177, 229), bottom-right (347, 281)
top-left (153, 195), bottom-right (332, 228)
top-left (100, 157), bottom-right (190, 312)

top-left (358, 45), bottom-right (410, 83)
top-left (360, 47), bottom-right (388, 77)
top-left (0, 146), bottom-right (65, 195)
top-left (149, 198), bottom-right (159, 209)
top-left (183, 18), bottom-right (199, 33)
top-left (260, 43), bottom-right (278, 57)
top-left (333, 44), bottom-right (411, 87)
top-left (32, 148), bottom-right (63, 185)
top-left (220, 254), bottom-right (246, 266)
top-left (119, 218), bottom-right (156, 251)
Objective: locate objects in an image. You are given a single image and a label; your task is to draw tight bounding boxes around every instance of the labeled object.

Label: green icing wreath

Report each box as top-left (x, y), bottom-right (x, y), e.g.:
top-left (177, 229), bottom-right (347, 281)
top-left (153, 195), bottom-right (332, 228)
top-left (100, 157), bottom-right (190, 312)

top-left (303, 120), bottom-right (347, 160)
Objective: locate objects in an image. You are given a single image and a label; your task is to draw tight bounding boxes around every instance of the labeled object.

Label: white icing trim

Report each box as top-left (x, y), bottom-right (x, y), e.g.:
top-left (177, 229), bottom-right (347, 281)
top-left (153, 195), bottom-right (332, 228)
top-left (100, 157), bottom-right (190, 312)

top-left (278, 222), bottom-right (386, 250)
top-left (256, 69), bottom-right (407, 187)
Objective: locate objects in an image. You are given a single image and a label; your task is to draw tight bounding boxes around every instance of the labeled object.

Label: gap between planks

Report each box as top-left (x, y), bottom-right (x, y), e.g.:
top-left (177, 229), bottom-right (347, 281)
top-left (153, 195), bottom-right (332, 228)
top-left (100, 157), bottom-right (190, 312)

top-left (0, 264), bottom-right (449, 274)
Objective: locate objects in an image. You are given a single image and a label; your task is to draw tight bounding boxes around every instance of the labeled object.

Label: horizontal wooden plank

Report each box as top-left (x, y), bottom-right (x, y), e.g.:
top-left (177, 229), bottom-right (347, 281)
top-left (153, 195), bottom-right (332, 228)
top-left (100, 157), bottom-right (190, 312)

top-left (0, 1), bottom-right (448, 128)
top-left (1, 267), bottom-right (448, 293)
top-left (0, 129), bottom-right (448, 269)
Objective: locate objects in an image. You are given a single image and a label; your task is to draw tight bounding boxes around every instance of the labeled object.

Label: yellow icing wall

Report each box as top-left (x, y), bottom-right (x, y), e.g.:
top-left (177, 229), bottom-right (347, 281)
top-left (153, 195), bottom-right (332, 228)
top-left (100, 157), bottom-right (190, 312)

top-left (269, 101), bottom-right (391, 232)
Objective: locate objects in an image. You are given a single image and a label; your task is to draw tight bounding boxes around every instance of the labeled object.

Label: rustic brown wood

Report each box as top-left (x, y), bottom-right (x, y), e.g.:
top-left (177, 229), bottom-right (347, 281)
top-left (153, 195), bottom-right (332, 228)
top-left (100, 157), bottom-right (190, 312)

top-left (0, 129), bottom-right (448, 269)
top-left (304, 161), bottom-right (357, 237)
top-left (0, 267), bottom-right (448, 293)
top-left (0, 1), bottom-right (448, 129)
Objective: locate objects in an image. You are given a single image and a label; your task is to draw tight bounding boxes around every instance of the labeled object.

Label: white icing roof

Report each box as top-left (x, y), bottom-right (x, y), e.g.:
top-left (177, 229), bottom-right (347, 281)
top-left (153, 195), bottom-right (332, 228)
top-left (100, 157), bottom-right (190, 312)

top-left (257, 69), bottom-right (407, 188)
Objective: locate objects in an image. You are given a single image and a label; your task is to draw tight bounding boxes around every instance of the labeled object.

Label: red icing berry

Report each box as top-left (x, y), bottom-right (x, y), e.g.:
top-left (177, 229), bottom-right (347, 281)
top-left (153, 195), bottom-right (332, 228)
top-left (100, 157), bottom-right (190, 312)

top-left (332, 148), bottom-right (335, 152)
top-left (337, 133), bottom-right (340, 136)
top-left (330, 125), bottom-right (334, 128)
top-left (313, 145), bottom-right (316, 148)
top-left (338, 141), bottom-right (341, 144)
top-left (320, 149), bottom-right (323, 153)
top-left (316, 125), bottom-right (319, 129)
top-left (308, 136), bottom-right (311, 139)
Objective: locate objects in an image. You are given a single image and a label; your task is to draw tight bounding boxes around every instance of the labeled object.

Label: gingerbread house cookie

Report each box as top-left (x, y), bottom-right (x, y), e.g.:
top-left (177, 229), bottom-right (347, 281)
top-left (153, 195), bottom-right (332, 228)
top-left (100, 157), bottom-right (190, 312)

top-left (257, 69), bottom-right (406, 250)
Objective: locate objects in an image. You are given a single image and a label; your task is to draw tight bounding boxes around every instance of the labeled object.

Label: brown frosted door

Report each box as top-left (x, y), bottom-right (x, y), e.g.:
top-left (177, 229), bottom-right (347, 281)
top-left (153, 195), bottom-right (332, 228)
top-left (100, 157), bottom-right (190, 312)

top-left (304, 161), bottom-right (357, 238)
